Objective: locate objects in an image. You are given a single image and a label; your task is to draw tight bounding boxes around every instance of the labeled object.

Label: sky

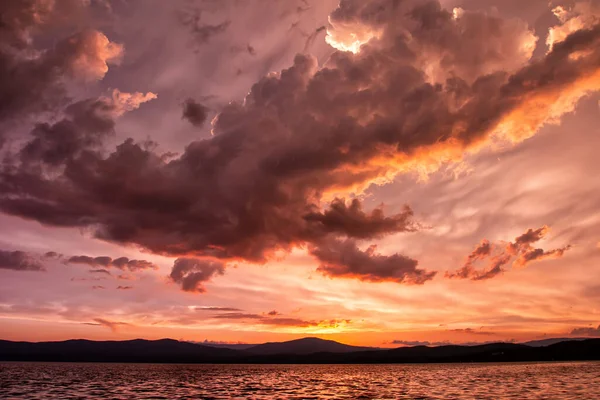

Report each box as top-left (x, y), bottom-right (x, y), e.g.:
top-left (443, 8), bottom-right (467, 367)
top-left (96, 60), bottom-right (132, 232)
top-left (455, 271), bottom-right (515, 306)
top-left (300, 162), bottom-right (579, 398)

top-left (0, 0), bottom-right (599, 347)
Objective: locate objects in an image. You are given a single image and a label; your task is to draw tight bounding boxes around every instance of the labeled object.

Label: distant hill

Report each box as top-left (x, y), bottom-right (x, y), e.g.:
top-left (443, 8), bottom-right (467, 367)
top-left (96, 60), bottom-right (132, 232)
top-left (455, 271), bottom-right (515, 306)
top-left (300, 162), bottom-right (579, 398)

top-left (198, 342), bottom-right (256, 350)
top-left (1, 337), bottom-right (599, 364)
top-left (0, 339), bottom-right (242, 363)
top-left (245, 337), bottom-right (376, 355)
top-left (523, 338), bottom-right (588, 347)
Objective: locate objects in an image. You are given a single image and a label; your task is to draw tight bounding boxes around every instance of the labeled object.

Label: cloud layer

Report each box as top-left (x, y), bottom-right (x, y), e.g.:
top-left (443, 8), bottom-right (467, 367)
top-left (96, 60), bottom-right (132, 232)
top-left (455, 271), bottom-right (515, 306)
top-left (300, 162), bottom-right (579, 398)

top-left (571, 324), bottom-right (600, 337)
top-left (1, 0), bottom-right (599, 292)
top-left (0, 250), bottom-right (45, 272)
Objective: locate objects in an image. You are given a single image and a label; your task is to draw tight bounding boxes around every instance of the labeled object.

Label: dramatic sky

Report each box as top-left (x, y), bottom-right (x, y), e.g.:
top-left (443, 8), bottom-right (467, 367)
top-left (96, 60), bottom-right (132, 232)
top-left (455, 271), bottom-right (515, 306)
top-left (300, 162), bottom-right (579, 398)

top-left (1, 0), bottom-right (600, 347)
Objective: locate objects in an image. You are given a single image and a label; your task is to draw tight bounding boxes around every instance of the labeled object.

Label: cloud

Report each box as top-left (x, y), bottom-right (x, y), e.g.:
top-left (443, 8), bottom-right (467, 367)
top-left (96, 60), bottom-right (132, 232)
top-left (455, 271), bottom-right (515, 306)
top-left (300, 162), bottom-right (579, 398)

top-left (17, 90), bottom-right (155, 168)
top-left (169, 258), bottom-right (225, 293)
top-left (90, 318), bottom-right (129, 333)
top-left (0, 3), bottom-right (124, 141)
top-left (116, 286), bottom-right (133, 290)
top-left (212, 313), bottom-right (263, 320)
top-left (182, 98), bottom-right (210, 127)
top-left (211, 312), bottom-right (351, 328)
top-left (0, 249), bottom-right (45, 272)
top-left (547, 1), bottom-right (600, 51)
top-left (310, 238), bottom-right (436, 284)
top-left (89, 269), bottom-right (112, 275)
top-left (71, 277), bottom-right (105, 282)
top-left (108, 89), bottom-right (157, 116)
top-left (0, 0), bottom-right (94, 49)
top-left (571, 324), bottom-right (600, 337)
top-left (195, 306), bottom-right (244, 312)
top-left (267, 310), bottom-right (280, 316)
top-left (513, 245), bottom-right (572, 268)
top-left (447, 226), bottom-right (571, 280)
top-left (326, 0), bottom-right (537, 79)
top-left (43, 251), bottom-right (62, 259)
top-left (1, 0), bottom-right (599, 289)
top-left (449, 328), bottom-right (498, 336)
top-left (92, 286), bottom-right (105, 290)
top-left (51, 29), bottom-right (123, 81)
top-left (67, 255), bottom-right (159, 272)
top-left (0, 1), bottom-right (55, 48)
top-left (303, 199), bottom-right (417, 239)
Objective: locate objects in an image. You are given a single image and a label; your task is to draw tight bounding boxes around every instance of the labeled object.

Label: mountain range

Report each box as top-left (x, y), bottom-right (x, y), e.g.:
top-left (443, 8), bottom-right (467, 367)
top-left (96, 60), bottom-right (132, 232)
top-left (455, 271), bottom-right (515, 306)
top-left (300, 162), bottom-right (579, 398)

top-left (1, 337), bottom-right (599, 364)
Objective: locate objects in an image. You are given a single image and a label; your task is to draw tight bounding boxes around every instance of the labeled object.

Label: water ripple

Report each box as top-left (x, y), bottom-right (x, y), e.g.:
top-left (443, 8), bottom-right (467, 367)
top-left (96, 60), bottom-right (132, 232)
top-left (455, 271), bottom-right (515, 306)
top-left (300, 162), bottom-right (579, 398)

top-left (1, 362), bottom-right (599, 399)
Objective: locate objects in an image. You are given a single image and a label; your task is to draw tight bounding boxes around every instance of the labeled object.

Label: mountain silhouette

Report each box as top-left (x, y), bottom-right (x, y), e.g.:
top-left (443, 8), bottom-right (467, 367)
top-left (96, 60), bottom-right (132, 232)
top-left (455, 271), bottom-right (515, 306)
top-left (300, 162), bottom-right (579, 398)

top-left (0, 339), bottom-right (240, 363)
top-left (245, 337), bottom-right (376, 355)
top-left (523, 338), bottom-right (588, 347)
top-left (1, 337), bottom-right (599, 363)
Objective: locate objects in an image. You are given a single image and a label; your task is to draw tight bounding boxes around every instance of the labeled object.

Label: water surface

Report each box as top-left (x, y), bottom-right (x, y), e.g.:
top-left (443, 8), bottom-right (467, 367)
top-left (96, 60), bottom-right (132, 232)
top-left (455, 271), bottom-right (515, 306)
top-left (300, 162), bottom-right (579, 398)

top-left (1, 362), bottom-right (599, 399)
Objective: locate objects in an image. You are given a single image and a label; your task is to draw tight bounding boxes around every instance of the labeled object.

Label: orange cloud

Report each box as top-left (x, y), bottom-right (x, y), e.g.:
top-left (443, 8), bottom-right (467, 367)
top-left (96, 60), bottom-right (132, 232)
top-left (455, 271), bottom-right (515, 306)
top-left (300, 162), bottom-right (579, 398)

top-left (447, 226), bottom-right (572, 280)
top-left (87, 318), bottom-right (130, 333)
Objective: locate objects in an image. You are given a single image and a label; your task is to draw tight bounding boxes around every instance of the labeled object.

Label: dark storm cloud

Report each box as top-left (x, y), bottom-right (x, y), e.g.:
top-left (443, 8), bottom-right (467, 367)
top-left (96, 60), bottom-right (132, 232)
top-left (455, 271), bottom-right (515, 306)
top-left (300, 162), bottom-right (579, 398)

top-left (68, 255), bottom-right (158, 271)
top-left (169, 258), bottom-right (225, 292)
top-left (182, 98), bottom-right (210, 127)
top-left (310, 238), bottom-right (436, 284)
top-left (447, 226), bottom-right (572, 280)
top-left (0, 0), bottom-right (85, 48)
top-left (303, 199), bottom-right (417, 239)
top-left (18, 97), bottom-right (117, 166)
top-left (0, 1), bottom-right (122, 145)
top-left (571, 325), bottom-right (600, 337)
top-left (0, 29), bottom-right (122, 120)
top-left (1, 0), bottom-right (599, 290)
top-left (0, 249), bottom-right (45, 272)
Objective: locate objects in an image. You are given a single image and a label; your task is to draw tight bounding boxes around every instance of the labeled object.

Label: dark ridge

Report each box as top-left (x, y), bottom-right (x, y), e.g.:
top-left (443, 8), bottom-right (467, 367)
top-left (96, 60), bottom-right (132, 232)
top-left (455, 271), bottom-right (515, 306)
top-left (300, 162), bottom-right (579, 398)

top-left (523, 338), bottom-right (588, 347)
top-left (0, 339), bottom-right (242, 363)
top-left (1, 338), bottom-right (599, 364)
top-left (245, 337), bottom-right (377, 355)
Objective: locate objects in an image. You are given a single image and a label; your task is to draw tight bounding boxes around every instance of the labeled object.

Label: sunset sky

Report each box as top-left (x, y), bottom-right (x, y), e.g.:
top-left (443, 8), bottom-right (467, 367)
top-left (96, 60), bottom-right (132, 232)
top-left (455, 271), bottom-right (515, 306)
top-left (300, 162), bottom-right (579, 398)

top-left (1, 0), bottom-right (600, 347)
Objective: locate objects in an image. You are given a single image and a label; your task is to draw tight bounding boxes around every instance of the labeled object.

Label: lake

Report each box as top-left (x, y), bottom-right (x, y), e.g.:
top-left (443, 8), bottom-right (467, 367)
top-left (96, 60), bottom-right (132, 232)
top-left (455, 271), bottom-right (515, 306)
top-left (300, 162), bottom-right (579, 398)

top-left (1, 362), bottom-right (599, 399)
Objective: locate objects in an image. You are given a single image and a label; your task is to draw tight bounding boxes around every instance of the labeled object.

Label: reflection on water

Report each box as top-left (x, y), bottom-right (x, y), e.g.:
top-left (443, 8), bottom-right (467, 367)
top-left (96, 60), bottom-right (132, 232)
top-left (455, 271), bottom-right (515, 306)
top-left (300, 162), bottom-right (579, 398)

top-left (1, 362), bottom-right (599, 399)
